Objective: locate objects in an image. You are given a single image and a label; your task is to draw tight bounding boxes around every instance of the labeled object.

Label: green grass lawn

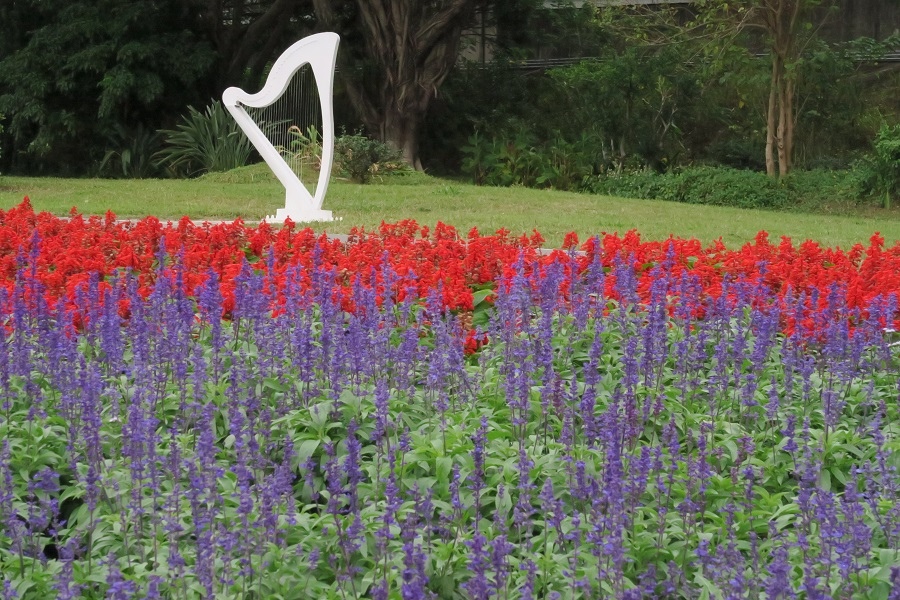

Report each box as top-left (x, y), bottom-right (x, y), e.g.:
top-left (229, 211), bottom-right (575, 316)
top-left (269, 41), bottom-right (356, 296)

top-left (3, 164), bottom-right (900, 249)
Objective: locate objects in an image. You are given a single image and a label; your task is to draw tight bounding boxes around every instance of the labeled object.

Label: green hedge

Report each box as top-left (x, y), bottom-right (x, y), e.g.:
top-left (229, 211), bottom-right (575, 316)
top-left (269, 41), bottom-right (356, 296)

top-left (587, 167), bottom-right (790, 210)
top-left (586, 166), bottom-right (872, 211)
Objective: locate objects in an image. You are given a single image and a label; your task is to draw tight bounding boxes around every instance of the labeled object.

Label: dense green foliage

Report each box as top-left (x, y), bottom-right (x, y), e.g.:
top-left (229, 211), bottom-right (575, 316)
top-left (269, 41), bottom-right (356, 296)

top-left (586, 166), bottom-right (885, 211)
top-left (98, 125), bottom-right (164, 179)
top-left (432, 3), bottom-right (899, 188)
top-left (0, 0), bottom-right (216, 175)
top-left (460, 130), bottom-right (602, 190)
top-left (154, 102), bottom-right (257, 177)
top-left (0, 0), bottom-right (896, 205)
top-left (588, 167), bottom-right (792, 210)
top-left (869, 124), bottom-right (900, 207)
top-left (333, 133), bottom-right (405, 184)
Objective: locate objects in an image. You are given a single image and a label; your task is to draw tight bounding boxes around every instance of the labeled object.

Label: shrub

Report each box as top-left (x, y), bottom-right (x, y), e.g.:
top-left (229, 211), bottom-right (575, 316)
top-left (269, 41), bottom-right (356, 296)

top-left (871, 124), bottom-right (900, 207)
top-left (587, 169), bottom-right (676, 202)
top-left (461, 129), bottom-right (543, 188)
top-left (333, 133), bottom-right (405, 183)
top-left (462, 128), bottom-right (601, 190)
top-left (589, 166), bottom-right (790, 210)
top-left (671, 167), bottom-right (790, 209)
top-left (843, 125), bottom-right (900, 208)
top-left (154, 101), bottom-right (255, 177)
top-left (98, 124), bottom-right (163, 178)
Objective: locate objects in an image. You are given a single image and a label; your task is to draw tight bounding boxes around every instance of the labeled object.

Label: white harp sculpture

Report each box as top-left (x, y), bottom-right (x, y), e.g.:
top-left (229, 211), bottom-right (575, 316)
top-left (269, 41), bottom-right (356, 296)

top-left (223, 33), bottom-right (340, 223)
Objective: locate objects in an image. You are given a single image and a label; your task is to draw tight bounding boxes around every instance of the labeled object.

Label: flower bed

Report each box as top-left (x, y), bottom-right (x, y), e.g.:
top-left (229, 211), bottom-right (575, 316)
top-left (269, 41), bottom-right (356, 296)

top-left (1, 200), bottom-right (900, 598)
top-left (3, 199), bottom-right (900, 328)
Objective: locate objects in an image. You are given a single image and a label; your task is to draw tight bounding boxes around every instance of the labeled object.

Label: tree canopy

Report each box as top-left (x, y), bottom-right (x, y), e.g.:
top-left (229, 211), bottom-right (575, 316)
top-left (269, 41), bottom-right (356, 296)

top-left (0, 0), bottom-right (311, 174)
top-left (0, 0), bottom-right (894, 178)
top-left (0, 0), bottom-right (211, 173)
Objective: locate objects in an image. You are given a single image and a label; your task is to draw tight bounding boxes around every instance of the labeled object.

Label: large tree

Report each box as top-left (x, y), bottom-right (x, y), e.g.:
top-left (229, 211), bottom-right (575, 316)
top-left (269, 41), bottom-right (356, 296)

top-left (0, 0), bottom-right (312, 174)
top-left (0, 0), bottom-right (216, 173)
top-left (311, 0), bottom-right (480, 170)
top-left (756, 0), bottom-right (809, 178)
top-left (694, 0), bottom-right (821, 178)
top-left (188, 0), bottom-right (314, 90)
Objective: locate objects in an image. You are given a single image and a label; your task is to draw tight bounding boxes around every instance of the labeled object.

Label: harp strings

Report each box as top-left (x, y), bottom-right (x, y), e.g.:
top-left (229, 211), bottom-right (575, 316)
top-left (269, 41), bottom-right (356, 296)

top-left (246, 64), bottom-right (323, 194)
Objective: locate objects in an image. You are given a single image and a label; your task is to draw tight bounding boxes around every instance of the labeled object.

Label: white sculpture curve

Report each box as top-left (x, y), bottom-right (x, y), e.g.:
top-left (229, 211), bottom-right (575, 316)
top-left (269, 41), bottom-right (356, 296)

top-left (223, 32), bottom-right (340, 223)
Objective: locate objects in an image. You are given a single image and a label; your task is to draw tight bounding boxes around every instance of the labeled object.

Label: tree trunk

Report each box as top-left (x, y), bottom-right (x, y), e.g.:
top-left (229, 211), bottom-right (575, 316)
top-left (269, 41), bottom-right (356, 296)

top-left (775, 56), bottom-right (790, 178)
top-left (765, 57), bottom-right (779, 178)
top-left (761, 0), bottom-right (804, 179)
top-left (313, 0), bottom-right (477, 170)
top-left (782, 75), bottom-right (795, 175)
top-left (384, 106), bottom-right (423, 170)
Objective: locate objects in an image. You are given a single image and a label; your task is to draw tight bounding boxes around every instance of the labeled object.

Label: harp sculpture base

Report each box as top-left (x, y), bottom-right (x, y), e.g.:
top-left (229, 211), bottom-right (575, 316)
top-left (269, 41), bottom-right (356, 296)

top-left (265, 191), bottom-right (340, 223)
top-left (266, 207), bottom-right (334, 224)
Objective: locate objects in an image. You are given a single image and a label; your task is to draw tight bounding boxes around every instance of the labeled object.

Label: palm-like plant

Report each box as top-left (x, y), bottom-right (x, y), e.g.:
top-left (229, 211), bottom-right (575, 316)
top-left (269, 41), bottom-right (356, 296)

top-left (155, 101), bottom-right (255, 177)
top-left (99, 124), bottom-right (163, 178)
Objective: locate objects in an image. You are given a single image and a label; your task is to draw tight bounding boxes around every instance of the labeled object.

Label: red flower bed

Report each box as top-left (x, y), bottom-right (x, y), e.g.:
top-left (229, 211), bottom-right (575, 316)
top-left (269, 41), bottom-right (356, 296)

top-left (2, 198), bottom-right (900, 329)
top-left (0, 200), bottom-right (546, 314)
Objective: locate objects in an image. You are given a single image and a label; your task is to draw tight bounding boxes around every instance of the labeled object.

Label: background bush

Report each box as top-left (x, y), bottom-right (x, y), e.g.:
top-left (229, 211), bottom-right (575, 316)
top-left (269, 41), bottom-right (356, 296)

top-left (869, 124), bottom-right (900, 206)
top-left (154, 101), bottom-right (256, 177)
top-left (334, 133), bottom-right (405, 183)
top-left (586, 166), bottom-right (874, 211)
top-left (461, 128), bottom-right (604, 190)
top-left (98, 124), bottom-right (164, 179)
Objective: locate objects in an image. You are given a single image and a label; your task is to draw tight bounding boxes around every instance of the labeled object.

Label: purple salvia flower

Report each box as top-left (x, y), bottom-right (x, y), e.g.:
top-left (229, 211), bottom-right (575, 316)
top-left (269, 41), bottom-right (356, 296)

top-left (512, 443), bottom-right (535, 533)
top-left (105, 553), bottom-right (139, 599)
top-left (398, 427), bottom-right (412, 453)
top-left (563, 509), bottom-right (584, 596)
top-left (399, 510), bottom-right (431, 600)
top-left (611, 252), bottom-right (639, 310)
top-left (52, 538), bottom-right (82, 600)
top-left (145, 576), bottom-right (163, 600)
top-left (371, 581), bottom-right (389, 600)
top-left (0, 289), bottom-right (11, 417)
top-left (197, 268), bottom-right (224, 374)
top-left (344, 419), bottom-right (363, 512)
top-left (24, 467), bottom-right (60, 562)
top-left (782, 414), bottom-right (798, 455)
top-left (625, 446), bottom-right (652, 514)
top-left (449, 464), bottom-right (463, 522)
top-left (888, 566), bottom-right (900, 600)
top-left (519, 560), bottom-right (538, 600)
top-left (469, 416), bottom-right (489, 524)
top-left (762, 527), bottom-right (796, 599)
top-left (641, 263), bottom-right (670, 387)
top-left (98, 272), bottom-right (126, 377)
top-left (375, 451), bottom-right (403, 563)
top-left (490, 484), bottom-right (514, 595)
top-left (372, 378), bottom-right (392, 449)
top-left (620, 333), bottom-right (641, 445)
top-left (539, 478), bottom-right (565, 540)
top-left (0, 440), bottom-right (27, 571)
top-left (766, 374), bottom-right (781, 424)
top-left (461, 530), bottom-right (492, 600)
top-left (0, 580), bottom-right (17, 600)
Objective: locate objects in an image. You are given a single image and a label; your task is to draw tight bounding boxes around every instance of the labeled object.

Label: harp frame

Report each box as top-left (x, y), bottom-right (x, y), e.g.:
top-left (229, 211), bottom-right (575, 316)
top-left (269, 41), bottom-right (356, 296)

top-left (223, 32), bottom-right (340, 223)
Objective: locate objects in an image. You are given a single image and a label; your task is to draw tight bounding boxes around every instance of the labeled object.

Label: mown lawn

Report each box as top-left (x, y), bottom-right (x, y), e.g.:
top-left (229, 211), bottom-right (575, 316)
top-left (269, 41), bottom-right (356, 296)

top-left (3, 164), bottom-right (900, 248)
